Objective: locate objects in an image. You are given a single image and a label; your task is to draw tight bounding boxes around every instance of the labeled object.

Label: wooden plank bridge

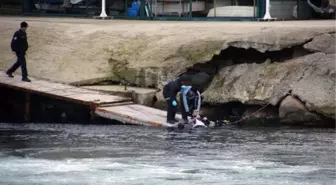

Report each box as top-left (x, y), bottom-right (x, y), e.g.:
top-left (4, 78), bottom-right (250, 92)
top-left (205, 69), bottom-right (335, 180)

top-left (0, 71), bottom-right (180, 127)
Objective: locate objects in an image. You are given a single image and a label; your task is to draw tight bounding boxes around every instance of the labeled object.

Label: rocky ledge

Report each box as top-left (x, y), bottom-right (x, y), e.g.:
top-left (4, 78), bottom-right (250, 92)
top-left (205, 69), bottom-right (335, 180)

top-left (103, 30), bottom-right (335, 126)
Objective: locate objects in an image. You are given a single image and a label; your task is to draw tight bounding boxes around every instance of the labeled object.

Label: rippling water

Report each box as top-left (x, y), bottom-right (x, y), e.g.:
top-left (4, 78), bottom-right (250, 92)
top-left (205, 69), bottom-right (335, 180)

top-left (0, 123), bottom-right (335, 185)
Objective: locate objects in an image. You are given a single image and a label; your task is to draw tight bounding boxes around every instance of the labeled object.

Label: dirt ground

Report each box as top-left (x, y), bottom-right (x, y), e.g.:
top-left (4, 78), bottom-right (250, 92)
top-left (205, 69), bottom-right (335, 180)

top-left (0, 16), bottom-right (334, 83)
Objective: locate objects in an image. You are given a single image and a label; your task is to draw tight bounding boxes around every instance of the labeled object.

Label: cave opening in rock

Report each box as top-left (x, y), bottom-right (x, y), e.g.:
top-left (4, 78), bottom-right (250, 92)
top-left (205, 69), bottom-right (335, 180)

top-left (182, 44), bottom-right (311, 94)
top-left (186, 45), bottom-right (310, 75)
top-left (201, 101), bottom-right (280, 124)
top-left (179, 43), bottom-right (335, 127)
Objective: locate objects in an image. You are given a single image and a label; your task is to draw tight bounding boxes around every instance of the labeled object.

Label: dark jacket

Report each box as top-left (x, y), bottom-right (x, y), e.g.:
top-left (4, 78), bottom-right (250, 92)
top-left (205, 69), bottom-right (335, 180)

top-left (11, 29), bottom-right (28, 54)
top-left (163, 78), bottom-right (182, 100)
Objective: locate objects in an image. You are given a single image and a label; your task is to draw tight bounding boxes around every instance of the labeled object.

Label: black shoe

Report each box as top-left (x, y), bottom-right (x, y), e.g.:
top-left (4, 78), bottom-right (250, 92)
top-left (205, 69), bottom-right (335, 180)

top-left (22, 78), bottom-right (31, 82)
top-left (6, 72), bottom-right (14, 78)
top-left (167, 120), bottom-right (178, 124)
top-left (173, 119), bottom-right (179, 123)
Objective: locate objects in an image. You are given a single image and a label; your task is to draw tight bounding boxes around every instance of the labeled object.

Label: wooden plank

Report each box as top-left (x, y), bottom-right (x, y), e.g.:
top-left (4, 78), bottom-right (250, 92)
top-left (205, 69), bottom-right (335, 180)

top-left (0, 72), bottom-right (130, 106)
top-left (95, 104), bottom-right (182, 127)
top-left (0, 71), bottom-right (183, 127)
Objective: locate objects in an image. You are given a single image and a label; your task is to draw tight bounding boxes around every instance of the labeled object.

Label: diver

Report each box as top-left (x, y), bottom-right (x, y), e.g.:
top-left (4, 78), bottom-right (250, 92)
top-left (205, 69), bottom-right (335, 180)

top-left (180, 86), bottom-right (203, 123)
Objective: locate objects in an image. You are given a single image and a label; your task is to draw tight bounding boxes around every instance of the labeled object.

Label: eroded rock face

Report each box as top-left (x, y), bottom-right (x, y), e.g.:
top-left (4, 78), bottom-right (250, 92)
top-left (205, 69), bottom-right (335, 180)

top-left (221, 29), bottom-right (333, 53)
top-left (128, 30), bottom-right (336, 124)
top-left (279, 95), bottom-right (321, 123)
top-left (303, 33), bottom-right (335, 54)
top-left (106, 28), bottom-right (333, 89)
top-left (203, 53), bottom-right (336, 119)
top-left (86, 28), bottom-right (336, 124)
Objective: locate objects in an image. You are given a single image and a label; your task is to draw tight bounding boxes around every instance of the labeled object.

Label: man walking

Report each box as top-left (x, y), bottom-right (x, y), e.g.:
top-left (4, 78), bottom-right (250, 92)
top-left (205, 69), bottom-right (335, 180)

top-left (6, 21), bottom-right (31, 82)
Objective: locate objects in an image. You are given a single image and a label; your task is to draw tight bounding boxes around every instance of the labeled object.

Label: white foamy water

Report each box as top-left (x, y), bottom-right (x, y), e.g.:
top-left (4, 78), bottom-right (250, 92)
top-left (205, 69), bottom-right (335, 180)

top-left (0, 123), bottom-right (335, 185)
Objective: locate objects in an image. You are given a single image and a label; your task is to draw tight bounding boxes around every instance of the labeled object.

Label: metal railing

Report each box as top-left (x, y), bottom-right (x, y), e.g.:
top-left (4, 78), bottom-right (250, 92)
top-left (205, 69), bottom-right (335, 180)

top-left (1, 0), bottom-right (334, 20)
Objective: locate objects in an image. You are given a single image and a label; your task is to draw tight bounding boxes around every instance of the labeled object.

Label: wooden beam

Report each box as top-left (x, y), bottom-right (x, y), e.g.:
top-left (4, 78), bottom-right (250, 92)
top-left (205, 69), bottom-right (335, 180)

top-left (95, 104), bottom-right (182, 127)
top-left (0, 72), bottom-right (130, 107)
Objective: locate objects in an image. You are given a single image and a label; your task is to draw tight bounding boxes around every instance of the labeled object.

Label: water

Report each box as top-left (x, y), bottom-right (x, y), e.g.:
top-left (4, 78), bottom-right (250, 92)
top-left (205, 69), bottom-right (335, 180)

top-left (0, 123), bottom-right (335, 185)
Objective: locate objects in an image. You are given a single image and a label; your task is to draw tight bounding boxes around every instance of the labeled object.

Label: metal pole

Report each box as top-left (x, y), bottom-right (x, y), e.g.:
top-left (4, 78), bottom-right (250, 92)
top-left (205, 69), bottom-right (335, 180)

top-left (262, 0), bottom-right (271, 19)
top-left (100, 0), bottom-right (108, 17)
top-left (253, 0), bottom-right (256, 17)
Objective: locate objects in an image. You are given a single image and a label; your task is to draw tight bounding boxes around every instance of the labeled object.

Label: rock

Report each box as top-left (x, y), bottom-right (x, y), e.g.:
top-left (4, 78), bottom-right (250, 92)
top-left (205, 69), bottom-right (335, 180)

top-left (1, 18), bottom-right (334, 86)
top-left (190, 72), bottom-right (211, 87)
top-left (199, 106), bottom-right (231, 121)
top-left (203, 53), bottom-right (336, 119)
top-left (222, 29), bottom-right (333, 53)
top-left (81, 85), bottom-right (158, 107)
top-left (303, 33), bottom-right (335, 54)
top-left (291, 53), bottom-right (336, 118)
top-left (232, 105), bottom-right (279, 125)
top-left (242, 105), bottom-right (278, 120)
top-left (131, 91), bottom-right (158, 107)
top-left (279, 95), bottom-right (321, 123)
top-left (106, 29), bottom-right (333, 89)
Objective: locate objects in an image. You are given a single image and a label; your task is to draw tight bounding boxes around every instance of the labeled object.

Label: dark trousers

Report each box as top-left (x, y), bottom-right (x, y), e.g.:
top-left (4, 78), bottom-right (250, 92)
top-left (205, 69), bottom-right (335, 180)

top-left (7, 53), bottom-right (28, 79)
top-left (165, 99), bottom-right (177, 122)
top-left (163, 87), bottom-right (177, 122)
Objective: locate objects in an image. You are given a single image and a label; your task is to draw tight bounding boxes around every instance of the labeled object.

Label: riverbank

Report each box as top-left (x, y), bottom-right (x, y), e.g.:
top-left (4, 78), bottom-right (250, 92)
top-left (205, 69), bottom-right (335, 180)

top-left (0, 16), bottom-right (334, 126)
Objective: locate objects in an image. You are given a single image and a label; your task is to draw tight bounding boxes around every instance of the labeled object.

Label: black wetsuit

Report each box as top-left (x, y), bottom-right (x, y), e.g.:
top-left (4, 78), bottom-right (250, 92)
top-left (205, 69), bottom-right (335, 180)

top-left (162, 78), bottom-right (182, 122)
top-left (7, 29), bottom-right (29, 79)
